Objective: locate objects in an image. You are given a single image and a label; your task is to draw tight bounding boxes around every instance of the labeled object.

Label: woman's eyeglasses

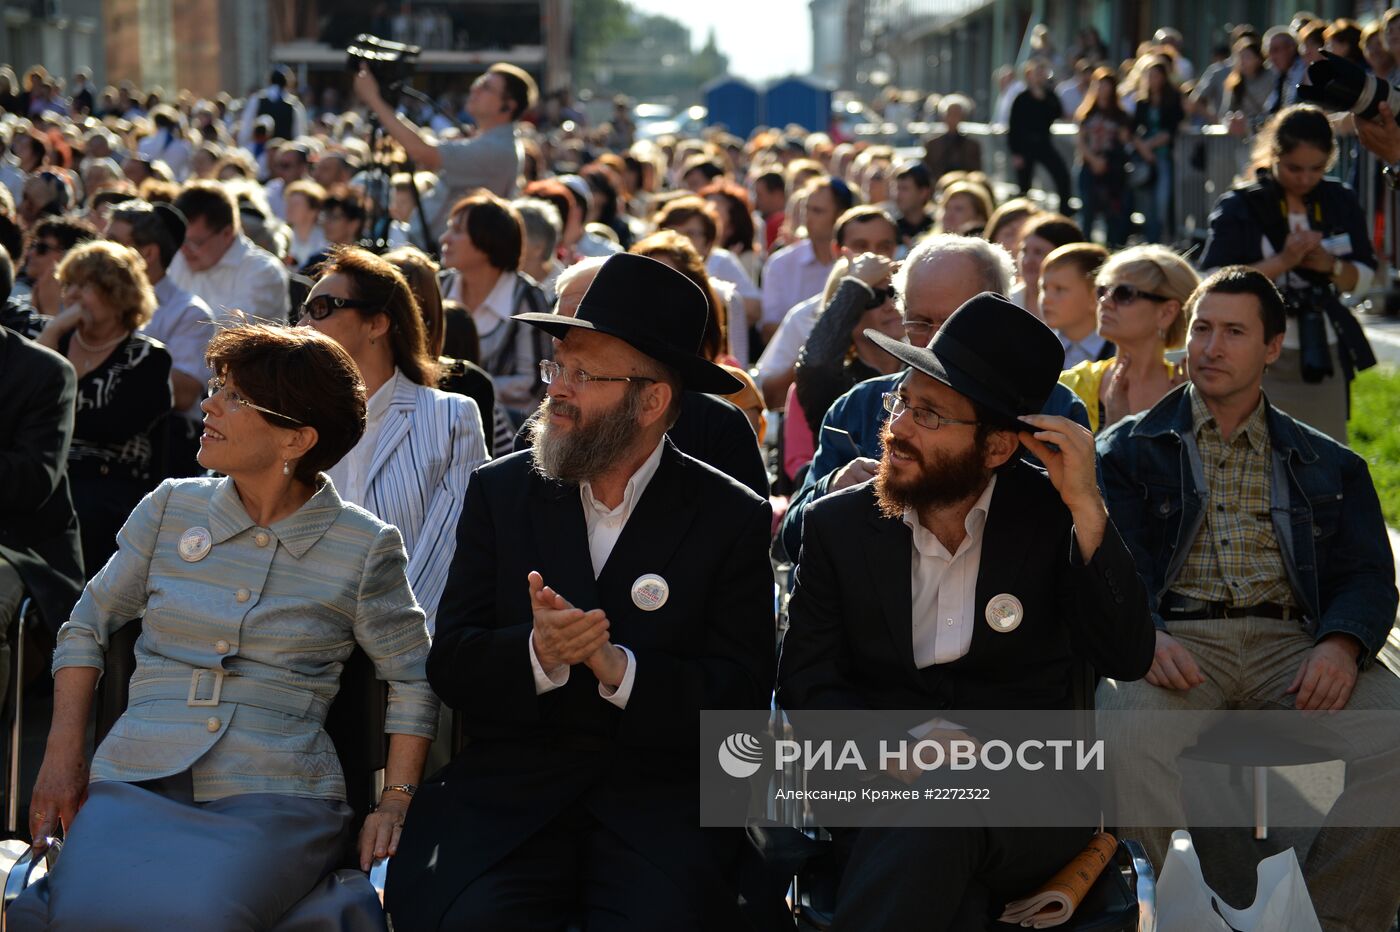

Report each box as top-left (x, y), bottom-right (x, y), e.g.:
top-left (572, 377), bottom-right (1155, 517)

top-left (297, 294), bottom-right (381, 322)
top-left (865, 285), bottom-right (897, 309)
top-left (206, 376), bottom-right (305, 425)
top-left (1096, 283), bottom-right (1170, 305)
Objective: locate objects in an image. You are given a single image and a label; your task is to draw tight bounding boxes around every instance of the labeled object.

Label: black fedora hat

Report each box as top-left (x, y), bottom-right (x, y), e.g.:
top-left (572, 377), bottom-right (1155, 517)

top-left (514, 253), bottom-right (743, 395)
top-left (864, 292), bottom-right (1065, 430)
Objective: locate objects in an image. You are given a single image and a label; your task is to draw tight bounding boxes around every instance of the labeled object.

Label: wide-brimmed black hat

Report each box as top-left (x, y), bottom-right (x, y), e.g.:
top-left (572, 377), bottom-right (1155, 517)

top-left (514, 253), bottom-right (742, 395)
top-left (865, 292), bottom-right (1065, 430)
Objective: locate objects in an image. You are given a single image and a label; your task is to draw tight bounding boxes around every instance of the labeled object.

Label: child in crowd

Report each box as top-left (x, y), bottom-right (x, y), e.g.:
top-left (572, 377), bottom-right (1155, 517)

top-left (1038, 241), bottom-right (1113, 369)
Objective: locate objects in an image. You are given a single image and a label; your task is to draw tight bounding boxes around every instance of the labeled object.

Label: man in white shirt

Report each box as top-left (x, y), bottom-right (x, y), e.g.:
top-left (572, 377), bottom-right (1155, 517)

top-left (387, 253), bottom-right (773, 930)
top-left (778, 293), bottom-right (1154, 929)
top-left (759, 176), bottom-right (853, 340)
top-left (756, 205), bottom-right (899, 409)
top-left (108, 201), bottom-right (216, 478)
top-left (168, 181), bottom-right (290, 325)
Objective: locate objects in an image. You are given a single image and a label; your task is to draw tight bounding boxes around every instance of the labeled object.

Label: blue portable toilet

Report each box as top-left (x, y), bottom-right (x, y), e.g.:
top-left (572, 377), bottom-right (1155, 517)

top-left (763, 76), bottom-right (834, 136)
top-left (703, 77), bottom-right (761, 138)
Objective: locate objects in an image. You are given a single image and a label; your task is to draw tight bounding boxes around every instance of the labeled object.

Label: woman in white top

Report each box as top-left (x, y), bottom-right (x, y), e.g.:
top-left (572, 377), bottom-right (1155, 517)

top-left (435, 193), bottom-right (552, 422)
top-left (298, 245), bottom-right (489, 633)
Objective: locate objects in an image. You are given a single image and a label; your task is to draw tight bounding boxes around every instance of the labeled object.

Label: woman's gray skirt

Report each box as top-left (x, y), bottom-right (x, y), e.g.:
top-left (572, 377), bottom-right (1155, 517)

top-left (8, 773), bottom-right (385, 931)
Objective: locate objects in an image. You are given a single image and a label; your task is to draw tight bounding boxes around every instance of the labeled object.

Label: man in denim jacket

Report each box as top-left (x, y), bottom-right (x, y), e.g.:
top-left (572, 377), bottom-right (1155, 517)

top-left (1096, 266), bottom-right (1400, 932)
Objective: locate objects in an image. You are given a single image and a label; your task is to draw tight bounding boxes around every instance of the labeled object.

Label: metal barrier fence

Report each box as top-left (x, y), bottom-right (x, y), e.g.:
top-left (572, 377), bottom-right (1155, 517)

top-left (859, 120), bottom-right (1396, 307)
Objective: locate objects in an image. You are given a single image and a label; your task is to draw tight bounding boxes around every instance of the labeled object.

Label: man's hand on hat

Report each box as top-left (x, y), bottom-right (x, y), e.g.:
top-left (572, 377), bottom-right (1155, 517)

top-left (849, 253), bottom-right (896, 287)
top-left (528, 571), bottom-right (611, 669)
top-left (1018, 415), bottom-right (1109, 561)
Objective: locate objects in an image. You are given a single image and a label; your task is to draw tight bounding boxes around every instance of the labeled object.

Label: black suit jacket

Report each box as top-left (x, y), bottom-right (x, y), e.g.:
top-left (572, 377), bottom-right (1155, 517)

top-left (777, 461), bottom-right (1154, 714)
top-left (513, 390), bottom-right (770, 499)
top-left (386, 440), bottom-right (775, 929)
top-left (0, 328), bottom-right (84, 630)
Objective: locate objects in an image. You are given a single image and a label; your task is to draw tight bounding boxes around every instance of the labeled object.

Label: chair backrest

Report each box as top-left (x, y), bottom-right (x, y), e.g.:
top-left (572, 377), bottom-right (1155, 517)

top-left (95, 621), bottom-right (387, 824)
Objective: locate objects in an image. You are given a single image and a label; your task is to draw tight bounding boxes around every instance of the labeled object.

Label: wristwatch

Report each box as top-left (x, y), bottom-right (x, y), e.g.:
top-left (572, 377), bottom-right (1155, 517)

top-left (381, 783), bottom-right (418, 797)
top-left (1384, 163), bottom-right (1400, 190)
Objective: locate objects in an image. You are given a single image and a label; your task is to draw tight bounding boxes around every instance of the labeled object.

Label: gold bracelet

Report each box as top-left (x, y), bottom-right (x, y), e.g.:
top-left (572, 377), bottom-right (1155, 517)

top-left (381, 783), bottom-right (417, 797)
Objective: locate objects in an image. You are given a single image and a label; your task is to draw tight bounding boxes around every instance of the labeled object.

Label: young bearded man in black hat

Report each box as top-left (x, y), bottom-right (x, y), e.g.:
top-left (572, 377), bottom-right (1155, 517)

top-left (386, 253), bottom-right (775, 930)
top-left (777, 293), bottom-right (1155, 929)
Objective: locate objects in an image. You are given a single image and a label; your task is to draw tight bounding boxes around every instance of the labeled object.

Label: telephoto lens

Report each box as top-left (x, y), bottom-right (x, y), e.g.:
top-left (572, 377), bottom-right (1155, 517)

top-left (1297, 51), bottom-right (1400, 123)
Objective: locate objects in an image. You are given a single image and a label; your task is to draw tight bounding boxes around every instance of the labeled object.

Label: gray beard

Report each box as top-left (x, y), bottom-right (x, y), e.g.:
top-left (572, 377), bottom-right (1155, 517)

top-left (528, 389), bottom-right (644, 484)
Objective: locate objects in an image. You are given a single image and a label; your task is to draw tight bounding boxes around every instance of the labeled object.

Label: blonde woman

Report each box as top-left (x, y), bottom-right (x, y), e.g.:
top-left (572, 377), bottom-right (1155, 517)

top-left (35, 240), bottom-right (173, 574)
top-left (1059, 245), bottom-right (1198, 432)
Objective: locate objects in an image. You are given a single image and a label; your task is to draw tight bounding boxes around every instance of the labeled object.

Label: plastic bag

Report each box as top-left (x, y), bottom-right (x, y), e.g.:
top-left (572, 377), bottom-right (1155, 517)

top-left (1156, 829), bottom-right (1321, 932)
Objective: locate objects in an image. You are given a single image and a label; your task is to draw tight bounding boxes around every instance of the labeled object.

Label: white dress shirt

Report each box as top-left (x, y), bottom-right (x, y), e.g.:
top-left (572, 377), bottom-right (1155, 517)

top-left (760, 239), bottom-right (834, 329)
top-left (325, 370), bottom-right (401, 505)
top-left (754, 293), bottom-right (820, 394)
top-left (169, 233), bottom-right (291, 326)
top-left (527, 438), bottom-right (666, 708)
top-left (452, 267), bottom-right (517, 339)
top-left (903, 475), bottom-right (996, 668)
top-left (142, 276), bottom-right (215, 419)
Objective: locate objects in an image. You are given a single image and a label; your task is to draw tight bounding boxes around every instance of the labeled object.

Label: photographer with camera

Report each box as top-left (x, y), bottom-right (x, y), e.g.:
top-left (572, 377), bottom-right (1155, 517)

top-left (353, 61), bottom-right (535, 241)
top-left (1198, 104), bottom-right (1377, 442)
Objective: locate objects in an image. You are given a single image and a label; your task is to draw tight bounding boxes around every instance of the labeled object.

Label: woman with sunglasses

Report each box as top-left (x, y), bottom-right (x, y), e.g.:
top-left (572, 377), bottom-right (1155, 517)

top-left (1058, 244), bottom-right (1199, 433)
top-left (297, 245), bottom-right (488, 636)
top-left (15, 324), bottom-right (438, 930)
top-left (794, 249), bottom-right (907, 436)
top-left (35, 240), bottom-right (173, 576)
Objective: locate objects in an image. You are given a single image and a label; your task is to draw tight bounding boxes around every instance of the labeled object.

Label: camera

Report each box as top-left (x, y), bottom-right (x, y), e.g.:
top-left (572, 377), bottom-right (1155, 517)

top-left (1297, 51), bottom-right (1400, 123)
top-left (346, 34), bottom-right (421, 94)
top-left (1281, 285), bottom-right (1335, 383)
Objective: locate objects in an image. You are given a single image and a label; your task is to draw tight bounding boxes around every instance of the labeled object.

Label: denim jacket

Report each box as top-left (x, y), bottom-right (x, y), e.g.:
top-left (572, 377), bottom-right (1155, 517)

top-left (1097, 384), bottom-right (1397, 668)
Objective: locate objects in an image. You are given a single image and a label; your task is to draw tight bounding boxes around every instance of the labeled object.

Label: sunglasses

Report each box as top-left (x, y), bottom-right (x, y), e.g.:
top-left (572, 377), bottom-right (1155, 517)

top-left (297, 294), bottom-right (381, 322)
top-left (1096, 283), bottom-right (1170, 305)
top-left (865, 285), bottom-right (897, 309)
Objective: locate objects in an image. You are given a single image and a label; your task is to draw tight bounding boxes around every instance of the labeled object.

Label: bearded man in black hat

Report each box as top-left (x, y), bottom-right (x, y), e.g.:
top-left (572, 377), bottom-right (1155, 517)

top-left (777, 292), bottom-right (1155, 929)
top-left (386, 253), bottom-right (775, 930)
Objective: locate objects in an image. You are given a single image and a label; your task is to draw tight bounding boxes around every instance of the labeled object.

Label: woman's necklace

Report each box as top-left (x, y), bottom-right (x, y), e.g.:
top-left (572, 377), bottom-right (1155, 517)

top-left (70, 328), bottom-right (130, 376)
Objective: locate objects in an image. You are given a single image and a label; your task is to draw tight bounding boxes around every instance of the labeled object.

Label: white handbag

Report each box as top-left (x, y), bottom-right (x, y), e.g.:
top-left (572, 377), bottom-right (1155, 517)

top-left (1156, 829), bottom-right (1321, 932)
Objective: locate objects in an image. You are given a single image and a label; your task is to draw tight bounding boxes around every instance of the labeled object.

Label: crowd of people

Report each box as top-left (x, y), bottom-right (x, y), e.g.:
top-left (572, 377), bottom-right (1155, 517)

top-left (0, 9), bottom-right (1399, 930)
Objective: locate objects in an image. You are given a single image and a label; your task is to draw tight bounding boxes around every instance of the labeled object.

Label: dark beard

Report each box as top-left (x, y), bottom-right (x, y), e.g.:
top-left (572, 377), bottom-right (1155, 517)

top-left (528, 388), bottom-right (644, 483)
top-left (874, 426), bottom-right (992, 519)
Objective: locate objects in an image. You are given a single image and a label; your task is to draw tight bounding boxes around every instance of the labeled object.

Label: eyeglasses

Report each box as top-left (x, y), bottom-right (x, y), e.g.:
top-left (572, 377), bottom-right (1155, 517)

top-left (901, 319), bottom-right (935, 342)
top-left (538, 360), bottom-right (657, 389)
top-left (207, 376), bottom-right (305, 425)
top-left (882, 392), bottom-right (978, 431)
top-left (865, 285), bottom-right (897, 309)
top-left (298, 294), bottom-right (381, 322)
top-left (1096, 283), bottom-right (1170, 305)
top-left (183, 227), bottom-right (229, 252)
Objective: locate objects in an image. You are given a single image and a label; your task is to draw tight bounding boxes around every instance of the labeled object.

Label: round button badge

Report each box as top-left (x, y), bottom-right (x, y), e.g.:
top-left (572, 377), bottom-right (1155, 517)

top-left (631, 574), bottom-right (670, 612)
top-left (985, 593), bottom-right (1024, 633)
top-left (179, 526), bottom-right (213, 563)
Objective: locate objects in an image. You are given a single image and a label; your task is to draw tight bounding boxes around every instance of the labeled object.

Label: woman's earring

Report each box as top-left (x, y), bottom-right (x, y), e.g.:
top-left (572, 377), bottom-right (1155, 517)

top-left (283, 460), bottom-right (291, 476)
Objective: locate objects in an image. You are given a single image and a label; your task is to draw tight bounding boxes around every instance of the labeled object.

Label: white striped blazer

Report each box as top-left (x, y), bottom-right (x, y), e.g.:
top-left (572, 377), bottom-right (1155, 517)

top-left (357, 376), bottom-right (488, 634)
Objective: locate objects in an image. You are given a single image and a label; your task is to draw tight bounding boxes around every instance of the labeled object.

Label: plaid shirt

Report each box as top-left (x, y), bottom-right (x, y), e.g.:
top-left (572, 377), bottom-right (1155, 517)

top-left (1168, 389), bottom-right (1294, 607)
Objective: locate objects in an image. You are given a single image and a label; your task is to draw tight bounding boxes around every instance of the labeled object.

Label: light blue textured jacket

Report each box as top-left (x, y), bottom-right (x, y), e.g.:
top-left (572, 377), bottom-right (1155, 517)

top-left (53, 476), bottom-right (439, 801)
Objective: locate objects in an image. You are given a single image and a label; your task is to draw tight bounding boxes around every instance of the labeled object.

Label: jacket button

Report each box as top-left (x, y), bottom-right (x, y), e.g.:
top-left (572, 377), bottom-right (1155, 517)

top-left (1313, 526), bottom-right (1322, 538)
top-left (214, 639), bottom-right (230, 654)
top-left (254, 531), bottom-right (270, 547)
top-left (206, 717), bottom-right (221, 732)
top-left (235, 588), bottom-right (250, 603)
top-left (1159, 502), bottom-right (1170, 514)
top-left (99, 464), bottom-right (109, 476)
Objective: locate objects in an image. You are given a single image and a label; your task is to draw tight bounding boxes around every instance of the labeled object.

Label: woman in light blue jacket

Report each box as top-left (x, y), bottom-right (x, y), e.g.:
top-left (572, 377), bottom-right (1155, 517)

top-left (298, 246), bottom-right (488, 636)
top-left (15, 324), bottom-right (439, 931)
